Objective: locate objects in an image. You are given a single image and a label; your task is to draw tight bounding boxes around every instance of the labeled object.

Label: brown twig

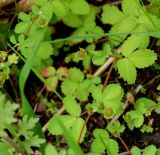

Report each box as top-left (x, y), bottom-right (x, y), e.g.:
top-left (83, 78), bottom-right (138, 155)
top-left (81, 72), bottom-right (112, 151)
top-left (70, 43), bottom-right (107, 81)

top-left (119, 136), bottom-right (131, 155)
top-left (102, 60), bottom-right (116, 92)
top-left (77, 113), bottom-right (92, 144)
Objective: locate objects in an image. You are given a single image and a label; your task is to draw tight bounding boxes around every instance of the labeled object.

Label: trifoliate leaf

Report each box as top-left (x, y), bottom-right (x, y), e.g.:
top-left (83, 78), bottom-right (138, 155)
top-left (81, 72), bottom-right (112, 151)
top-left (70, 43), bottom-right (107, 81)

top-left (52, 1), bottom-right (66, 18)
top-left (101, 5), bottom-right (124, 25)
top-left (63, 96), bottom-right (81, 116)
top-left (48, 115), bottom-right (76, 135)
top-left (106, 139), bottom-right (119, 155)
top-left (45, 144), bottom-right (58, 155)
top-left (142, 145), bottom-right (157, 155)
top-left (103, 84), bottom-right (123, 101)
top-left (122, 0), bottom-right (143, 16)
top-left (61, 80), bottom-right (78, 95)
top-left (128, 49), bottom-right (157, 68)
top-left (121, 34), bottom-right (149, 57)
top-left (68, 68), bottom-right (84, 83)
top-left (117, 58), bottom-right (137, 84)
top-left (70, 0), bottom-right (90, 15)
top-left (131, 146), bottom-right (141, 155)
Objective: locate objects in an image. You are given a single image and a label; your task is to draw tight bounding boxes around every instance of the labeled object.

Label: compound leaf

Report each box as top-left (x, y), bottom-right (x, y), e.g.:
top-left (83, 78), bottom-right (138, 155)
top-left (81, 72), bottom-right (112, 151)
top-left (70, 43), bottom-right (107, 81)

top-left (128, 49), bottom-right (157, 68)
top-left (63, 96), bottom-right (81, 116)
top-left (70, 0), bottom-right (90, 15)
top-left (117, 58), bottom-right (137, 84)
top-left (102, 5), bottom-right (124, 25)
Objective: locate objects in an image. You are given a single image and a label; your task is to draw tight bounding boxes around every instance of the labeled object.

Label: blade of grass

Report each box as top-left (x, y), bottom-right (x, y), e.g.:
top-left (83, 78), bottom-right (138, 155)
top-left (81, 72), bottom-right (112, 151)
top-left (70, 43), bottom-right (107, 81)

top-left (18, 28), bottom-right (47, 151)
top-left (56, 118), bottom-right (85, 155)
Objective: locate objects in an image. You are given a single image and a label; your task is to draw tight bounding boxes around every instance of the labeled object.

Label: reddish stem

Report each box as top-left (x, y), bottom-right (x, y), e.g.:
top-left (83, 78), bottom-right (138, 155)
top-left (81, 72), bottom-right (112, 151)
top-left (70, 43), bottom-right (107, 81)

top-left (102, 60), bottom-right (116, 93)
top-left (77, 113), bottom-right (92, 144)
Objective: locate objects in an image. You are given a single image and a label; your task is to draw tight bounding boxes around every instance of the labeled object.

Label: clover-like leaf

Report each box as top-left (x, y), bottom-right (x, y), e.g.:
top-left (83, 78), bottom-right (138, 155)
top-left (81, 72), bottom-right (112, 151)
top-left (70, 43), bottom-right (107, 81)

top-left (121, 34), bottom-right (149, 57)
top-left (117, 58), bottom-right (137, 84)
top-left (63, 96), bottom-right (81, 116)
top-left (128, 49), bottom-right (157, 68)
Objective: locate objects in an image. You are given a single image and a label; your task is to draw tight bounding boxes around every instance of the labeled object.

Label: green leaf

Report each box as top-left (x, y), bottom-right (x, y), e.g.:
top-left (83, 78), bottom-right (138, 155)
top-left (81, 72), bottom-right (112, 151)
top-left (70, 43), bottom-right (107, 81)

top-left (38, 42), bottom-right (53, 59)
top-left (134, 98), bottom-right (156, 115)
top-left (142, 145), bottom-right (157, 155)
top-left (48, 115), bottom-right (76, 135)
top-left (122, 0), bottom-right (143, 16)
top-left (101, 5), bottom-right (124, 25)
top-left (39, 2), bottom-right (53, 22)
top-left (52, 1), bottom-right (66, 18)
top-left (91, 85), bottom-right (103, 102)
top-left (103, 84), bottom-right (123, 101)
top-left (124, 110), bottom-right (144, 130)
top-left (61, 80), bottom-right (78, 95)
top-left (75, 83), bottom-right (89, 101)
top-left (93, 129), bottom-right (109, 140)
top-left (19, 29), bottom-right (46, 151)
top-left (15, 22), bottom-right (29, 34)
top-left (55, 118), bottom-right (84, 155)
top-left (91, 129), bottom-right (109, 153)
top-left (45, 144), bottom-right (58, 155)
top-left (107, 121), bottom-right (125, 137)
top-left (117, 58), bottom-right (137, 84)
top-left (131, 146), bottom-right (141, 155)
top-left (19, 12), bottom-right (30, 22)
top-left (70, 0), bottom-right (90, 15)
top-left (68, 68), bottom-right (84, 83)
top-left (106, 139), bottom-right (119, 155)
top-left (71, 117), bottom-right (86, 142)
top-left (63, 12), bottom-right (82, 28)
top-left (121, 35), bottom-right (149, 57)
top-left (63, 96), bottom-right (81, 116)
top-left (91, 139), bottom-right (106, 153)
top-left (128, 49), bottom-right (157, 68)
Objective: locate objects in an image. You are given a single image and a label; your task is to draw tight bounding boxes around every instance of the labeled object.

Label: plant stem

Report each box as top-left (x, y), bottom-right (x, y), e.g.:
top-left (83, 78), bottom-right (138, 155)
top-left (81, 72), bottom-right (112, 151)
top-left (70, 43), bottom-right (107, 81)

top-left (77, 113), bottom-right (92, 144)
top-left (118, 136), bottom-right (131, 155)
top-left (4, 136), bottom-right (25, 155)
top-left (102, 60), bottom-right (116, 92)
